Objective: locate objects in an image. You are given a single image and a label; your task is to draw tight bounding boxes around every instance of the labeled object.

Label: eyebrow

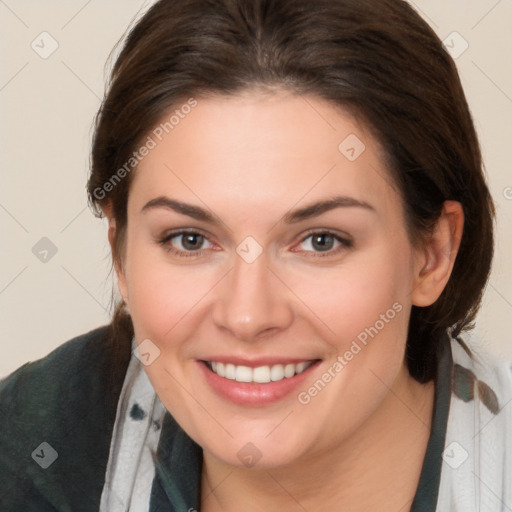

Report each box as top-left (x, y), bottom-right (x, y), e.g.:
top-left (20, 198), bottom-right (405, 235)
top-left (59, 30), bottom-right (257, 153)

top-left (141, 195), bottom-right (375, 224)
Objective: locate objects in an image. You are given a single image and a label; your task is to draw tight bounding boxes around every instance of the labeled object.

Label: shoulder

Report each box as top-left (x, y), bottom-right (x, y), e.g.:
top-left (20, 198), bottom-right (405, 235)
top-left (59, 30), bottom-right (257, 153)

top-left (0, 325), bottom-right (117, 423)
top-left (1, 324), bottom-right (111, 387)
top-left (0, 325), bottom-right (129, 511)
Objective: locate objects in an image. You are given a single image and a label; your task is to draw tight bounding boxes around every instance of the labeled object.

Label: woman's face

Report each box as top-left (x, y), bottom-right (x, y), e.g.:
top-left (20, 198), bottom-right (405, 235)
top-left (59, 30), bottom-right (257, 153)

top-left (116, 90), bottom-right (430, 468)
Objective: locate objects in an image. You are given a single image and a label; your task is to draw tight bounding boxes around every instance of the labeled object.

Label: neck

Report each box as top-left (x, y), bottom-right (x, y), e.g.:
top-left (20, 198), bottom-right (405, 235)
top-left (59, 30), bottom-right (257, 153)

top-left (200, 364), bottom-right (435, 512)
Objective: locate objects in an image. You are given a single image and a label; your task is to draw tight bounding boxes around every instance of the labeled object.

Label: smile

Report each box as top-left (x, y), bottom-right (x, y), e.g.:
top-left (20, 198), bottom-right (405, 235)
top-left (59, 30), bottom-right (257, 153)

top-left (206, 360), bottom-right (315, 383)
top-left (198, 357), bottom-right (322, 406)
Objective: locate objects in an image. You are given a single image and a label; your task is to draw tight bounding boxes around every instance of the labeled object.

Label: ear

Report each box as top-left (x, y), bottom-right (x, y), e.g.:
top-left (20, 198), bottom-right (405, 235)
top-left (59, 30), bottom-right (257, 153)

top-left (411, 200), bottom-right (464, 307)
top-left (104, 207), bottom-right (129, 307)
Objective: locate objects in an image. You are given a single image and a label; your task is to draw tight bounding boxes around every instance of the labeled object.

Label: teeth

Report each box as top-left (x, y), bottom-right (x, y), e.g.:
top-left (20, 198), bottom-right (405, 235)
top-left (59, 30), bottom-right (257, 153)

top-left (225, 363), bottom-right (236, 380)
top-left (208, 360), bottom-right (314, 383)
top-left (235, 365), bottom-right (252, 383)
top-left (284, 363), bottom-right (295, 378)
top-left (215, 362), bottom-right (225, 377)
top-left (270, 364), bottom-right (284, 382)
top-left (296, 362), bottom-right (308, 373)
top-left (253, 366), bottom-right (271, 383)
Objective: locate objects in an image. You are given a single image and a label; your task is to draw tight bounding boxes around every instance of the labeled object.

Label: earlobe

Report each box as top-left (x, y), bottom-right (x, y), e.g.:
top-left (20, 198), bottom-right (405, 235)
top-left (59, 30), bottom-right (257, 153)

top-left (411, 201), bottom-right (464, 307)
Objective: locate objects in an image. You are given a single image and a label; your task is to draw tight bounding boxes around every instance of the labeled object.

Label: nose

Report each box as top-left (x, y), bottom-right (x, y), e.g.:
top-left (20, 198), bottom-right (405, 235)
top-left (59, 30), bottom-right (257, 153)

top-left (211, 251), bottom-right (294, 342)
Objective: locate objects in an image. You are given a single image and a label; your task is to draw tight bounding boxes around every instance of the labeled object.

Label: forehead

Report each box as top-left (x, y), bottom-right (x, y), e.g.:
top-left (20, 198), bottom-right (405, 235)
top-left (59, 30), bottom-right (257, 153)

top-left (129, 91), bottom-right (403, 224)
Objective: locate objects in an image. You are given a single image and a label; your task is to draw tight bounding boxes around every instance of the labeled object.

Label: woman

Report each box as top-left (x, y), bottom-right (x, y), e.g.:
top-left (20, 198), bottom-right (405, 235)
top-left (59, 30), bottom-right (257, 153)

top-left (1, 0), bottom-right (511, 510)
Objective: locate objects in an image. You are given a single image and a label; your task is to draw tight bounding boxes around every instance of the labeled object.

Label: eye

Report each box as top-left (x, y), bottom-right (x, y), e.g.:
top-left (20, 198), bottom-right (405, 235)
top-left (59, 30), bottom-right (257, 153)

top-left (158, 230), bottom-right (215, 258)
top-left (157, 229), bottom-right (352, 259)
top-left (294, 231), bottom-right (352, 257)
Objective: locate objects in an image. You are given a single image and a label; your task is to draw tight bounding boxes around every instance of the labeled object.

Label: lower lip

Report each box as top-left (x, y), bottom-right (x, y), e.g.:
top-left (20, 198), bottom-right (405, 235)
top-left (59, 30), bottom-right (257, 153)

top-left (197, 360), bottom-right (321, 406)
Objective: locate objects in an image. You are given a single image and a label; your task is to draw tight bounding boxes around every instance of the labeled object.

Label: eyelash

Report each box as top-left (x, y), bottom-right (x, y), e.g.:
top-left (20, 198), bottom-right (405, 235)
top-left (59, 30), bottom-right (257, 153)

top-left (157, 229), bottom-right (353, 259)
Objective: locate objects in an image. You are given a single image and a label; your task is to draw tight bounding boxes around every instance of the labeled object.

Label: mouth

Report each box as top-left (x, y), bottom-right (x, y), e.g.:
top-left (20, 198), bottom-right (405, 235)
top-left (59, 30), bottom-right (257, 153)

top-left (197, 358), bottom-right (322, 406)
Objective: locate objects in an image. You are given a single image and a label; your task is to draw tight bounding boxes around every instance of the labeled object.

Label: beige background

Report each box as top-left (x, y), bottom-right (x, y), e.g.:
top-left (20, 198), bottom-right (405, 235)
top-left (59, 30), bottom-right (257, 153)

top-left (1, 0), bottom-right (511, 377)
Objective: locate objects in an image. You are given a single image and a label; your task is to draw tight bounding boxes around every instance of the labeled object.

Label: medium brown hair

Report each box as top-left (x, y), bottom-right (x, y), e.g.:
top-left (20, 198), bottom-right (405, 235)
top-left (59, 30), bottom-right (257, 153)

top-left (88, 0), bottom-right (495, 383)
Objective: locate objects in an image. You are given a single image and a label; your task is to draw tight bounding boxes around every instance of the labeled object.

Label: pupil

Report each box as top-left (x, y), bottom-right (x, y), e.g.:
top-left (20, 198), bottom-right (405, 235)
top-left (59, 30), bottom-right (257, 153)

top-left (313, 234), bottom-right (333, 251)
top-left (183, 234), bottom-right (202, 250)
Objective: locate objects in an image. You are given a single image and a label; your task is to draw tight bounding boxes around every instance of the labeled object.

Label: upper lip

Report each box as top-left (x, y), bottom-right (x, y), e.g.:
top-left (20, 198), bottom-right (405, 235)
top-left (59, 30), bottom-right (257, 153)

top-left (199, 356), bottom-right (320, 368)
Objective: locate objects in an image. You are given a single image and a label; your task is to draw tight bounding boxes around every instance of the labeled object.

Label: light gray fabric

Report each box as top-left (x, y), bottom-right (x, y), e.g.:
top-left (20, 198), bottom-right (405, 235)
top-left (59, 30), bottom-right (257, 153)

top-left (436, 338), bottom-right (512, 511)
top-left (100, 337), bottom-right (165, 512)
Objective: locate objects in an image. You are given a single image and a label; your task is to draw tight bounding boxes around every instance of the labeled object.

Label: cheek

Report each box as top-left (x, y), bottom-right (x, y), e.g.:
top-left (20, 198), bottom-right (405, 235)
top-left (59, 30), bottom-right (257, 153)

top-left (286, 259), bottom-right (412, 446)
top-left (288, 241), bottom-right (413, 344)
top-left (126, 254), bottom-right (212, 342)
top-left (288, 241), bottom-right (413, 402)
top-left (122, 229), bottom-right (200, 339)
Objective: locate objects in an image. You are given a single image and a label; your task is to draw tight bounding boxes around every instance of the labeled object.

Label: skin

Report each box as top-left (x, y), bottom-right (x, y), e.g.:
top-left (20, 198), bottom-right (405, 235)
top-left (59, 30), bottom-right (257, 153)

top-left (106, 89), bottom-right (463, 511)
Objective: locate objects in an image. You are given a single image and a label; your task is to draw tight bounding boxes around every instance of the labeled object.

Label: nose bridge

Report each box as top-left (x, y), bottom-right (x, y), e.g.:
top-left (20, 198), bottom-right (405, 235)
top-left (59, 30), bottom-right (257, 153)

top-left (211, 249), bottom-right (293, 341)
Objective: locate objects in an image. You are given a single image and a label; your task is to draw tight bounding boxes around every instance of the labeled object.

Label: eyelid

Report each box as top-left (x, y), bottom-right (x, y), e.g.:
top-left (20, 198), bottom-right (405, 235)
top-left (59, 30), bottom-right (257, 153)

top-left (159, 227), bottom-right (212, 243)
top-left (295, 227), bottom-right (353, 245)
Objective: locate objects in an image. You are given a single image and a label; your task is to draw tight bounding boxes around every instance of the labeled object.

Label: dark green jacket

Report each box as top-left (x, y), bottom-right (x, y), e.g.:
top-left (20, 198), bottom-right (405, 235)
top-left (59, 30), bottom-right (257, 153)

top-left (0, 326), bottom-right (125, 510)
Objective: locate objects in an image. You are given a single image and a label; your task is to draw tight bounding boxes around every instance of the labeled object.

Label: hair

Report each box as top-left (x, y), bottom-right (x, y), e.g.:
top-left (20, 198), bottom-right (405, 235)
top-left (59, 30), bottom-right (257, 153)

top-left (88, 0), bottom-right (495, 383)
